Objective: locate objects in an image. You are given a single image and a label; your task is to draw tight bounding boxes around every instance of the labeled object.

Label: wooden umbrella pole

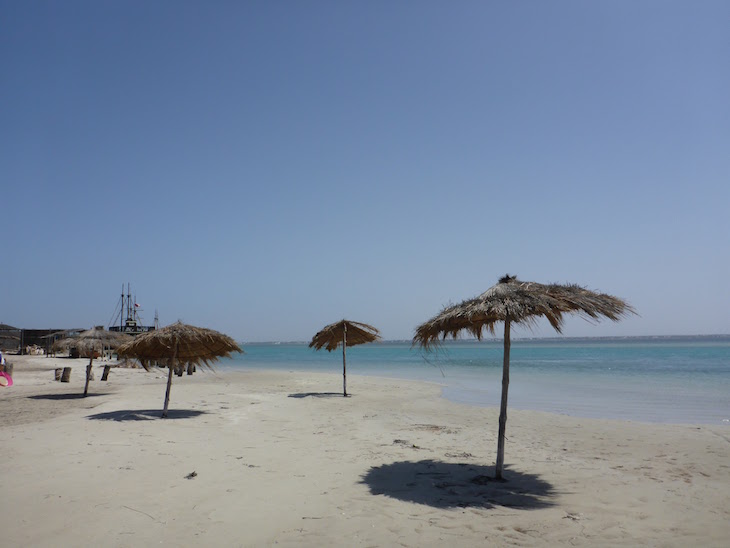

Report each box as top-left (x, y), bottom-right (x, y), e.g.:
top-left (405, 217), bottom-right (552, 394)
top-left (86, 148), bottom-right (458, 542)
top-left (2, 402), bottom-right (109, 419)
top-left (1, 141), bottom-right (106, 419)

top-left (83, 356), bottom-right (94, 397)
top-left (162, 366), bottom-right (174, 418)
top-left (163, 344), bottom-right (177, 418)
top-left (342, 324), bottom-right (348, 397)
top-left (495, 317), bottom-right (511, 480)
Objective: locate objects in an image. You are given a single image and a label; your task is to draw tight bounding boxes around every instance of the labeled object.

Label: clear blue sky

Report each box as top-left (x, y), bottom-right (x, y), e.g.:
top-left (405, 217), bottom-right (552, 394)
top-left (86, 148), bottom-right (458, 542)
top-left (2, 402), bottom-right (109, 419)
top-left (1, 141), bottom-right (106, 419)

top-left (3, 1), bottom-right (728, 342)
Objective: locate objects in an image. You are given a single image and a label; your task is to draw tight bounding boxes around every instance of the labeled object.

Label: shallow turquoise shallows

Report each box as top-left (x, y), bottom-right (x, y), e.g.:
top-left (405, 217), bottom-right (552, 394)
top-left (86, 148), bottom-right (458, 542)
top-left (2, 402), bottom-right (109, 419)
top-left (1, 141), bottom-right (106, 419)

top-left (217, 337), bottom-right (730, 425)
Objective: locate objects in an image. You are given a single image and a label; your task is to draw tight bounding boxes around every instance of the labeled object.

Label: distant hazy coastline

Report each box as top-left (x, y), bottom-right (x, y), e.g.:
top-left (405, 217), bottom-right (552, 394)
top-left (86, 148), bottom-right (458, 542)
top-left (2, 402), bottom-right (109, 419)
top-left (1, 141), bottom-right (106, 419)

top-left (242, 334), bottom-right (730, 346)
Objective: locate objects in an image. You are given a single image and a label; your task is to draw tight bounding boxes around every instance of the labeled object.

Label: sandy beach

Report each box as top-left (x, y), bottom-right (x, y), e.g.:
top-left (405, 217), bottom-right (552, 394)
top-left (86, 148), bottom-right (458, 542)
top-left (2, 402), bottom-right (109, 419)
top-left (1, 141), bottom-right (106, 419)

top-left (1, 355), bottom-right (728, 547)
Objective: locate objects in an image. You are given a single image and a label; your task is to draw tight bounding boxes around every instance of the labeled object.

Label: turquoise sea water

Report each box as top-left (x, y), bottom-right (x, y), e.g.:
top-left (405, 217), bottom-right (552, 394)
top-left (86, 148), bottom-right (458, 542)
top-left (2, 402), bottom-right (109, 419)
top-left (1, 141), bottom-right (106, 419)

top-left (218, 337), bottom-right (730, 425)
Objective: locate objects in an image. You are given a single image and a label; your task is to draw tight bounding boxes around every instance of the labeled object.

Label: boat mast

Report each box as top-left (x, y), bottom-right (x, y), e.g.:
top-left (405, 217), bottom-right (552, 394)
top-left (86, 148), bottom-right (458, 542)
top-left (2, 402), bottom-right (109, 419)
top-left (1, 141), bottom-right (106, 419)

top-left (109, 283), bottom-right (153, 334)
top-left (127, 283), bottom-right (133, 324)
top-left (120, 284), bottom-right (124, 330)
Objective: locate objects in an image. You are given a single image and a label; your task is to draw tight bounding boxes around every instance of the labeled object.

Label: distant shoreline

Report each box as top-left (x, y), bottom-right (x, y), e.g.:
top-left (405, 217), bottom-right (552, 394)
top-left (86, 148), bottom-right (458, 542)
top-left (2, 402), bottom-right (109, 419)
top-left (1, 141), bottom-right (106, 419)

top-left (243, 334), bottom-right (730, 346)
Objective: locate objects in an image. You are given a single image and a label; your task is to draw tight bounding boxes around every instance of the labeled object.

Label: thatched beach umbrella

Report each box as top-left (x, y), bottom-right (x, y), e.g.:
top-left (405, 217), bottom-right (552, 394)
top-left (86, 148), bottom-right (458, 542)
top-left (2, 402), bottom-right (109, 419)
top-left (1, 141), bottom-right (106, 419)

top-left (413, 275), bottom-right (635, 480)
top-left (309, 319), bottom-right (381, 396)
top-left (116, 321), bottom-right (242, 418)
top-left (54, 327), bottom-right (133, 396)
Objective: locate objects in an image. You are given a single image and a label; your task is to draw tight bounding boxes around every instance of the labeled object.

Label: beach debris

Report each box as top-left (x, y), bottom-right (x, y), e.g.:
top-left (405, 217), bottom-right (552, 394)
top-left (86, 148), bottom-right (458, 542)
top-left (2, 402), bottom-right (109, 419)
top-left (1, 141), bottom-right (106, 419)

top-left (393, 439), bottom-right (421, 449)
top-left (412, 424), bottom-right (459, 434)
top-left (122, 505), bottom-right (160, 522)
top-left (185, 471), bottom-right (198, 479)
top-left (445, 451), bottom-right (475, 458)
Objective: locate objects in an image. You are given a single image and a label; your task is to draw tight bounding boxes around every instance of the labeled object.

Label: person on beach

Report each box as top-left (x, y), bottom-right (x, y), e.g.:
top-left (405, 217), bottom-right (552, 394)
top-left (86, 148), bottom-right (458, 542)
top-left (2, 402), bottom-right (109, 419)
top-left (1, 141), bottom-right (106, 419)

top-left (0, 353), bottom-right (10, 387)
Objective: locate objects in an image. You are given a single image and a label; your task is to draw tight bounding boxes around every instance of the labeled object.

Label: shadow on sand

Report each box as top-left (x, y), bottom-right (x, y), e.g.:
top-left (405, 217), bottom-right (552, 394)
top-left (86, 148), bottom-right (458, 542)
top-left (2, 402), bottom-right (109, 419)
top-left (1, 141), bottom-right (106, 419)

top-left (86, 409), bottom-right (207, 421)
top-left (28, 393), bottom-right (108, 401)
top-left (288, 392), bottom-right (347, 399)
top-left (361, 459), bottom-right (557, 510)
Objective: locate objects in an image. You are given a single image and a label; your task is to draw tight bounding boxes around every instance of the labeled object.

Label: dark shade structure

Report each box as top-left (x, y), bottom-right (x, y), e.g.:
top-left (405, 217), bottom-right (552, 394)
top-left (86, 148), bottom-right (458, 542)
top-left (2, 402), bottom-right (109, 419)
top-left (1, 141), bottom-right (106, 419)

top-left (309, 319), bottom-right (381, 396)
top-left (413, 275), bottom-right (635, 480)
top-left (117, 321), bottom-right (242, 417)
top-left (53, 327), bottom-right (133, 396)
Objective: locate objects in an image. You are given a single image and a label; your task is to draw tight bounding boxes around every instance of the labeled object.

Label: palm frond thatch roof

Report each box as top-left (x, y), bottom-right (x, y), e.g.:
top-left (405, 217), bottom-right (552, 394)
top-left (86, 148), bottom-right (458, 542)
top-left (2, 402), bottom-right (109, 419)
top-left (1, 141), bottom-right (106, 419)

top-left (309, 320), bottom-right (381, 352)
top-left (116, 321), bottom-right (242, 371)
top-left (413, 275), bottom-right (635, 349)
top-left (52, 327), bottom-right (132, 353)
top-left (412, 274), bottom-right (635, 480)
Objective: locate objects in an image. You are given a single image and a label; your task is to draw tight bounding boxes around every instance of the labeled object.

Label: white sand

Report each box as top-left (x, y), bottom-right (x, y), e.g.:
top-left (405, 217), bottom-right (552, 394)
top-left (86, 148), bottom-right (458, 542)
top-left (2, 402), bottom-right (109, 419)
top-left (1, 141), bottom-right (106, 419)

top-left (1, 355), bottom-right (728, 547)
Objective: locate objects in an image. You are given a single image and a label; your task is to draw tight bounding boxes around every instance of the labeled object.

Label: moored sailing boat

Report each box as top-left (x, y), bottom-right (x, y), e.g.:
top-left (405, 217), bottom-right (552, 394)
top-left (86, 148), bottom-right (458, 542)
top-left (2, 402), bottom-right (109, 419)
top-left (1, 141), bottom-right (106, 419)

top-left (108, 284), bottom-right (155, 335)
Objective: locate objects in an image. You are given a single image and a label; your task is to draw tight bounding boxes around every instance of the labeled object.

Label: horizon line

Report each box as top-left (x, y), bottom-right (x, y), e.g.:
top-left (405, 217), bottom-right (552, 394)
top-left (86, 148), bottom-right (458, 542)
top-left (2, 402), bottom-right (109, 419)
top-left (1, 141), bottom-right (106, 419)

top-left (240, 334), bottom-right (730, 345)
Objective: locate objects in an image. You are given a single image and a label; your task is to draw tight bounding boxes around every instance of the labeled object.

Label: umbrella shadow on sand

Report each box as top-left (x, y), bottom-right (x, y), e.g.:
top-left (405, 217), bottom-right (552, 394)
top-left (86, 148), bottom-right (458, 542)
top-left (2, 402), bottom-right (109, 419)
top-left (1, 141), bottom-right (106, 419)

top-left (361, 459), bottom-right (557, 510)
top-left (29, 393), bottom-right (108, 401)
top-left (86, 409), bottom-right (207, 421)
top-left (288, 392), bottom-right (345, 399)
